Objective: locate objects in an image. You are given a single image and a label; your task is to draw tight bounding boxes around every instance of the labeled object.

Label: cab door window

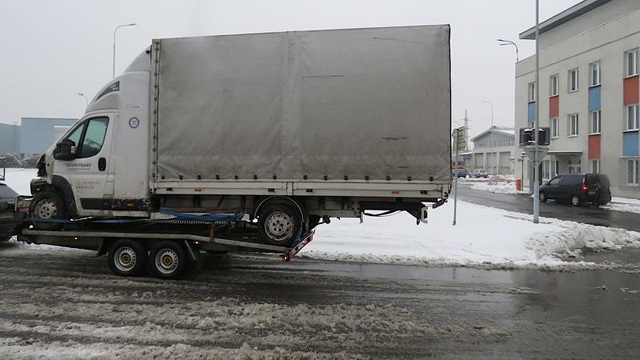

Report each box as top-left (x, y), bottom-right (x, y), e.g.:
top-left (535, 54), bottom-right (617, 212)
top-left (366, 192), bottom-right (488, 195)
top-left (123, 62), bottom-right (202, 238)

top-left (79, 118), bottom-right (109, 158)
top-left (63, 123), bottom-right (84, 148)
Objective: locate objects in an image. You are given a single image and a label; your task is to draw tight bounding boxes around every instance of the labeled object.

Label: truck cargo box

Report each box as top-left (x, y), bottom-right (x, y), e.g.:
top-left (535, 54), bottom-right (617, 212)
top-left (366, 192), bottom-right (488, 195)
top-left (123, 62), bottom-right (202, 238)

top-left (152, 25), bottom-right (451, 187)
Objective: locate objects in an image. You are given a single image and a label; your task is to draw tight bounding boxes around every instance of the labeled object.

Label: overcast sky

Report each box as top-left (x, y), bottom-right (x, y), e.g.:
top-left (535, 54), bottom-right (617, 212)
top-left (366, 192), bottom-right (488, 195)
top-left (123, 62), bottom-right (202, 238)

top-left (0, 0), bottom-right (582, 136)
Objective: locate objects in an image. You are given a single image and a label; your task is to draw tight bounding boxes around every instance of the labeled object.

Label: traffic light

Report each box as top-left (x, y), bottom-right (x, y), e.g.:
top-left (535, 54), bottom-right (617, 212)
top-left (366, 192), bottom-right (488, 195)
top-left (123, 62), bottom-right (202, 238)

top-left (519, 127), bottom-right (550, 147)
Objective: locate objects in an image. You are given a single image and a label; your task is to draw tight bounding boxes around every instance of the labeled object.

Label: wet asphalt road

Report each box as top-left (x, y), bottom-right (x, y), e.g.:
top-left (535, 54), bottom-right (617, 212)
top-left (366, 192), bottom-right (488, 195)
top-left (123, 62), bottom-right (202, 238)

top-left (454, 183), bottom-right (640, 231)
top-left (1, 244), bottom-right (640, 359)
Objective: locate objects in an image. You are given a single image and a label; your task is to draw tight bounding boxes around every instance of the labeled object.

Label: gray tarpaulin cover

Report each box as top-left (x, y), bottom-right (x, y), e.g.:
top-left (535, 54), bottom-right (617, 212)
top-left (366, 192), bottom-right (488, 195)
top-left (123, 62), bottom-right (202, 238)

top-left (154, 25), bottom-right (451, 183)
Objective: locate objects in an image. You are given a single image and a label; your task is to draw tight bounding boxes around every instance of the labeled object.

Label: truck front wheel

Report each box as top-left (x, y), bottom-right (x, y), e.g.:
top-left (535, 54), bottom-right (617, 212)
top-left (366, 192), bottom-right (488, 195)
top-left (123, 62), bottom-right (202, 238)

top-left (257, 200), bottom-right (302, 247)
top-left (29, 191), bottom-right (66, 230)
top-left (108, 239), bottom-right (147, 277)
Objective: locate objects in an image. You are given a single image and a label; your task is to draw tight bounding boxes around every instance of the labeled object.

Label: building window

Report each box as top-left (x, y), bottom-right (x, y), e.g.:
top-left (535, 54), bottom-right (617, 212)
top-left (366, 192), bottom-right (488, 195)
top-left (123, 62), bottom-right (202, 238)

top-left (568, 68), bottom-right (579, 92)
top-left (592, 159), bottom-right (600, 173)
top-left (625, 49), bottom-right (639, 78)
top-left (590, 111), bottom-right (601, 134)
top-left (550, 74), bottom-right (559, 96)
top-left (589, 62), bottom-right (601, 86)
top-left (628, 160), bottom-right (639, 184)
top-left (568, 113), bottom-right (579, 136)
top-left (542, 160), bottom-right (550, 180)
top-left (528, 82), bottom-right (536, 102)
top-left (626, 104), bottom-right (640, 131)
top-left (551, 117), bottom-right (559, 138)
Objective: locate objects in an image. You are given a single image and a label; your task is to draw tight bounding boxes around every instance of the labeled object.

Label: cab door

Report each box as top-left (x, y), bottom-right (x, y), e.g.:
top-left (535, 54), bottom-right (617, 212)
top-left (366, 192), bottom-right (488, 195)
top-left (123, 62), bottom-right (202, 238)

top-left (53, 114), bottom-right (113, 215)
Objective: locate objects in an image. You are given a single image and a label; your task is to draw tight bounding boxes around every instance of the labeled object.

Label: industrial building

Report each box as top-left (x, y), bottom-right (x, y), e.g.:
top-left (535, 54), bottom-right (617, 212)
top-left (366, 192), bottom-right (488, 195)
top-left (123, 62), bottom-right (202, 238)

top-left (470, 127), bottom-right (515, 175)
top-left (0, 117), bottom-right (76, 156)
top-left (515, 0), bottom-right (640, 198)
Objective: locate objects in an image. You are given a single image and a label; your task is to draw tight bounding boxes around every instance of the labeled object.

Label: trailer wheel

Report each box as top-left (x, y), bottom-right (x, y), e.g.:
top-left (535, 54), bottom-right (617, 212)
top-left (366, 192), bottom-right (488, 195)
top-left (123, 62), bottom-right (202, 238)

top-left (108, 239), bottom-right (147, 277)
top-left (257, 200), bottom-right (302, 247)
top-left (149, 241), bottom-right (187, 279)
top-left (29, 191), bottom-right (66, 230)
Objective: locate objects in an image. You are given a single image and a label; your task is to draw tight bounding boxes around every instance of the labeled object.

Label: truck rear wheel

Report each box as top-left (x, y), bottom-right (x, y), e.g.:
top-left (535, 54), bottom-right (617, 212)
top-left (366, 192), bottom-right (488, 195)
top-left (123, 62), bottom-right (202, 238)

top-left (29, 191), bottom-right (66, 230)
top-left (257, 200), bottom-right (302, 247)
top-left (108, 239), bottom-right (147, 277)
top-left (149, 241), bottom-right (187, 279)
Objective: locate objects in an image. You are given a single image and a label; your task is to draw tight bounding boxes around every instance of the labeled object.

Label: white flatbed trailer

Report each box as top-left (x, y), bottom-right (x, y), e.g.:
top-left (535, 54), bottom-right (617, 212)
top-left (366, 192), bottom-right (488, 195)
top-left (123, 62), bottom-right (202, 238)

top-left (16, 212), bottom-right (315, 279)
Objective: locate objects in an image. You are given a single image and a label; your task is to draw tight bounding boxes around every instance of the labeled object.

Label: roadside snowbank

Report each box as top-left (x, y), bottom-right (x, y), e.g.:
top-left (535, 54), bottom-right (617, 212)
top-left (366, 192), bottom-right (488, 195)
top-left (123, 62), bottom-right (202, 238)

top-left (308, 201), bottom-right (640, 269)
top-left (469, 181), bottom-right (516, 194)
top-left (602, 197), bottom-right (640, 214)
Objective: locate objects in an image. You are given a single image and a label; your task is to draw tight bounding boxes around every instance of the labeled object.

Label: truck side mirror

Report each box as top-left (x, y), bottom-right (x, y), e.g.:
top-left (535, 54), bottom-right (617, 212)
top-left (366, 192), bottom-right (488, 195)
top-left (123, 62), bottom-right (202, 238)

top-left (53, 139), bottom-right (77, 160)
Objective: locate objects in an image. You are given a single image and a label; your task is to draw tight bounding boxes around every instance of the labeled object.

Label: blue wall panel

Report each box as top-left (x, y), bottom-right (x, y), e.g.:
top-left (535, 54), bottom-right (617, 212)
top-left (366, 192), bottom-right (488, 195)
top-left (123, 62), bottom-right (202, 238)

top-left (0, 123), bottom-right (20, 153)
top-left (589, 86), bottom-right (601, 111)
top-left (19, 117), bottom-right (77, 154)
top-left (623, 131), bottom-right (639, 157)
top-left (528, 102), bottom-right (536, 122)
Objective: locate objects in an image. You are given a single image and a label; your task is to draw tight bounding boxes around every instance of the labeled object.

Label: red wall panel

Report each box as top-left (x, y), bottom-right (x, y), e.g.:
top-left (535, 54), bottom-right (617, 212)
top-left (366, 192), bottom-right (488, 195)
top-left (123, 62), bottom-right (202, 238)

top-left (624, 76), bottom-right (639, 106)
top-left (549, 95), bottom-right (559, 118)
top-left (588, 135), bottom-right (601, 159)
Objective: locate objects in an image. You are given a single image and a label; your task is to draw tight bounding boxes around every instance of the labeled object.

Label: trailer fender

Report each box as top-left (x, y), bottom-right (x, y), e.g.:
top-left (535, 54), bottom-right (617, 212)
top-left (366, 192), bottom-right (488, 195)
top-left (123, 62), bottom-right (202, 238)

top-left (183, 240), bottom-right (199, 262)
top-left (96, 239), bottom-right (108, 257)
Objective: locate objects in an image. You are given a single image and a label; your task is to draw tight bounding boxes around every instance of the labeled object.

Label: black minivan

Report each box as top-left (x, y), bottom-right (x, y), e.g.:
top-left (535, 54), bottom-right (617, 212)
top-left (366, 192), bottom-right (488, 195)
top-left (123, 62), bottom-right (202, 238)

top-left (539, 173), bottom-right (611, 207)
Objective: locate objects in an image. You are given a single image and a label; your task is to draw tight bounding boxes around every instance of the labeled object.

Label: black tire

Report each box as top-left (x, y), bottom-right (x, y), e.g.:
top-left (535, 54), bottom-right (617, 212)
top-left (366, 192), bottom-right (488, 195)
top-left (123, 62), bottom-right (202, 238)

top-left (108, 239), bottom-right (147, 277)
top-left (149, 241), bottom-right (187, 279)
top-left (257, 200), bottom-right (302, 247)
top-left (570, 194), bottom-right (582, 207)
top-left (539, 191), bottom-right (547, 203)
top-left (29, 191), bottom-right (66, 230)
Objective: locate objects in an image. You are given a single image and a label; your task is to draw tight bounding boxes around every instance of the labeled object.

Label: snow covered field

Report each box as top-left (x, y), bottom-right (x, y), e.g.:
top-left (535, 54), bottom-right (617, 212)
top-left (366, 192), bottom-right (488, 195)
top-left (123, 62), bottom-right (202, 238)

top-left (4, 168), bottom-right (640, 269)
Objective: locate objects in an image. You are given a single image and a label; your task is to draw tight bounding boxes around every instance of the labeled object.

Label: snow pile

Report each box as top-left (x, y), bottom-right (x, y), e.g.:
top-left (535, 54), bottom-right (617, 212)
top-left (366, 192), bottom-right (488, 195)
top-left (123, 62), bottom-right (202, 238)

top-left (528, 225), bottom-right (640, 259)
top-left (308, 201), bottom-right (640, 269)
top-left (469, 181), bottom-right (516, 194)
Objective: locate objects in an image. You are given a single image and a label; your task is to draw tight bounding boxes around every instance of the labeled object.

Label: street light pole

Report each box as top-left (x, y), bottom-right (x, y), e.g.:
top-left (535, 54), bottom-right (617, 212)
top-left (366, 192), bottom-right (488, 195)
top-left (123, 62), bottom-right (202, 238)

top-left (533, 0), bottom-right (541, 224)
top-left (77, 93), bottom-right (88, 107)
top-left (482, 100), bottom-right (495, 176)
top-left (497, 39), bottom-right (520, 62)
top-left (113, 23), bottom-right (137, 79)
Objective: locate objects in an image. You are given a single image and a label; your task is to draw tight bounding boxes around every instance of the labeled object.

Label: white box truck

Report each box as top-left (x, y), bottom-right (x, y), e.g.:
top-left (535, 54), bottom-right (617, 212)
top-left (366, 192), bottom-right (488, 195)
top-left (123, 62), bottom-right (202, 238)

top-left (18, 25), bottom-right (451, 278)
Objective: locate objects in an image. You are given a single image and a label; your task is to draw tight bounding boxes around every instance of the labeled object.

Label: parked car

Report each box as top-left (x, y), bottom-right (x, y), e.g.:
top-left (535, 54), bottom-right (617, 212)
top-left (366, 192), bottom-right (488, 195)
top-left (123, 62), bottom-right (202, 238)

top-left (0, 182), bottom-right (18, 242)
top-left (538, 173), bottom-right (611, 207)
top-left (451, 169), bottom-right (468, 178)
top-left (472, 169), bottom-right (488, 178)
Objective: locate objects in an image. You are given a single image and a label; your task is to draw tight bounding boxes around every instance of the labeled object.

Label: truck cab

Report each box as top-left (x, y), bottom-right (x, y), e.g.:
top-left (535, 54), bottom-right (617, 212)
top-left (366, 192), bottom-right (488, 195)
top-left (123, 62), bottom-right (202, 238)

top-left (30, 50), bottom-right (152, 225)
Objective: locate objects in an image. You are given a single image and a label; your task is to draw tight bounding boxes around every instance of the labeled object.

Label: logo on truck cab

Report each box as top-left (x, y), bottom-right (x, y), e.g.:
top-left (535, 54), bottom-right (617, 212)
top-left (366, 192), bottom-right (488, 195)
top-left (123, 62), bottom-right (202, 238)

top-left (65, 163), bottom-right (92, 171)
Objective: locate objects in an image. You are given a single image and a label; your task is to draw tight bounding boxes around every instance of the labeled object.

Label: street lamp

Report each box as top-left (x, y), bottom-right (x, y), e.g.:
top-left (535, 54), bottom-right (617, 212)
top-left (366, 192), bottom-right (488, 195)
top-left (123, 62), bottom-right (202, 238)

top-left (77, 93), bottom-right (88, 107)
top-left (482, 100), bottom-right (495, 176)
top-left (497, 39), bottom-right (520, 62)
top-left (113, 23), bottom-right (137, 78)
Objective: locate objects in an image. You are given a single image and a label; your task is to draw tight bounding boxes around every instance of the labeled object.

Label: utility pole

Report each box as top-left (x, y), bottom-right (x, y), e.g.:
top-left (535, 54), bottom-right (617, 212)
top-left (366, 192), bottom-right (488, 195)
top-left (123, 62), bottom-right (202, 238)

top-left (533, 0), bottom-right (541, 224)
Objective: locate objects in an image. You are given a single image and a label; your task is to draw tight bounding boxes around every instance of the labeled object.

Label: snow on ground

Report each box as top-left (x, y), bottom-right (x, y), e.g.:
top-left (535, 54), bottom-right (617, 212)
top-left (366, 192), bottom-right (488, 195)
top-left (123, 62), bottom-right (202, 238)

top-left (2, 167), bottom-right (35, 195)
top-left (602, 197), bottom-right (640, 214)
top-left (468, 180), bottom-right (517, 194)
top-left (5, 168), bottom-right (640, 269)
top-left (309, 201), bottom-right (640, 269)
